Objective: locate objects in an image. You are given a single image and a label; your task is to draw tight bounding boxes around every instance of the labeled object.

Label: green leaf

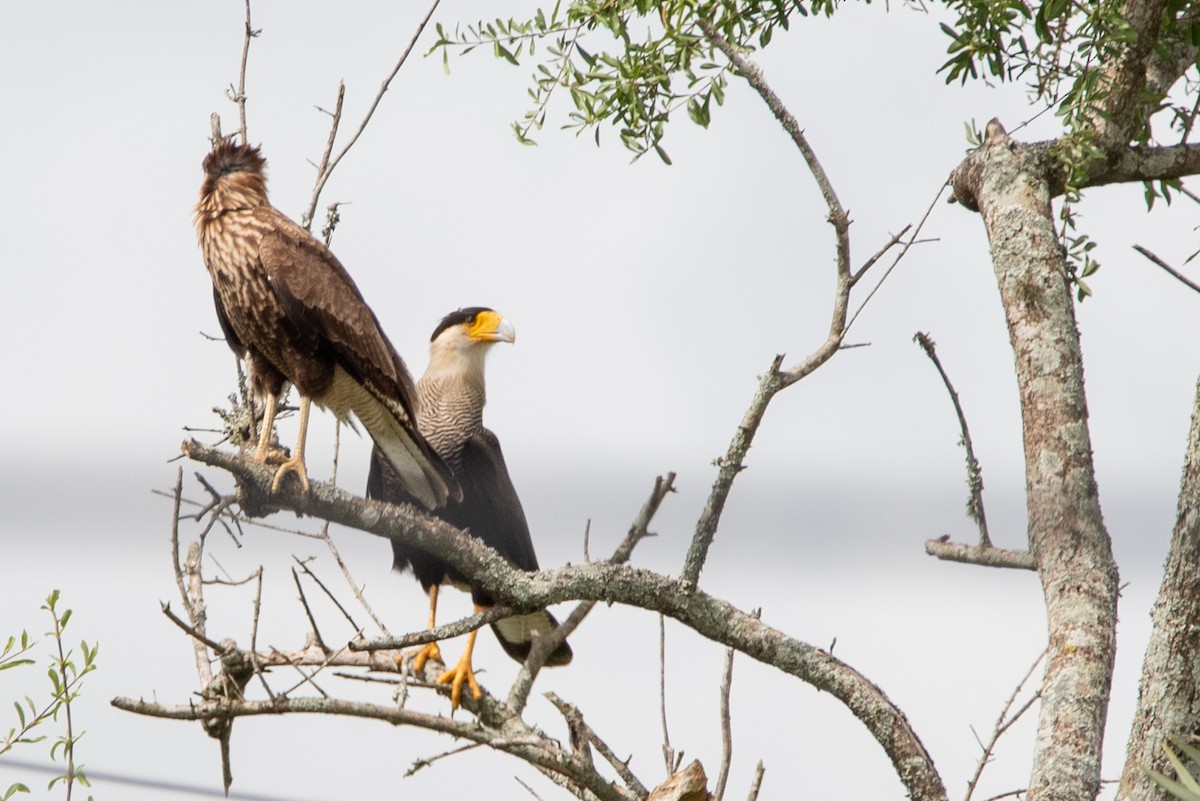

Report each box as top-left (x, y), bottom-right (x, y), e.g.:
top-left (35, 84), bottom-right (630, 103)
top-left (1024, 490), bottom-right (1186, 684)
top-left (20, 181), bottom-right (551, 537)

top-left (654, 143), bottom-right (672, 165)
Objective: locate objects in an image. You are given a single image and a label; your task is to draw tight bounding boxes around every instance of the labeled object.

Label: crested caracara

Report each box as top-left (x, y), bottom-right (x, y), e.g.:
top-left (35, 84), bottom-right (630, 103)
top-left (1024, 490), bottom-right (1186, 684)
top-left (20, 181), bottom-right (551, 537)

top-left (367, 307), bottom-right (572, 708)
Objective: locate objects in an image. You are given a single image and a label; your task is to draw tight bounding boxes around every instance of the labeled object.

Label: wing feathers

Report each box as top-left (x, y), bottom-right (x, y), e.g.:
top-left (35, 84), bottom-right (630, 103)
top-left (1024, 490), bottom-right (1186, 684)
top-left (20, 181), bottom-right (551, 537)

top-left (325, 367), bottom-right (456, 509)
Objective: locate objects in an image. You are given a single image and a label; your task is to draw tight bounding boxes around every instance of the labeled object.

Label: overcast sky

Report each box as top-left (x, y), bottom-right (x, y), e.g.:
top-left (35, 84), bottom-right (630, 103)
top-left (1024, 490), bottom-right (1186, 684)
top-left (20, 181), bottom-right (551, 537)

top-left (1, 2), bottom-right (1198, 800)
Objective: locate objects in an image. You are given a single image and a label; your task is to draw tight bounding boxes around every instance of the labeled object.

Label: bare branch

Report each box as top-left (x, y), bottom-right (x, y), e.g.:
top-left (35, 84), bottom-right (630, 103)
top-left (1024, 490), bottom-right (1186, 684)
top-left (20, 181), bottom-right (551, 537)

top-left (680, 356), bottom-right (784, 589)
top-left (746, 761), bottom-right (766, 801)
top-left (924, 538), bottom-right (1037, 571)
top-left (659, 613), bottom-right (674, 777)
top-left (233, 0), bottom-right (258, 144)
top-left (713, 646), bottom-right (736, 801)
top-left (112, 695), bottom-right (638, 801)
top-left (964, 650), bottom-right (1046, 801)
top-left (179, 441), bottom-right (947, 801)
top-left (301, 0), bottom-right (442, 227)
top-left (1133, 244), bottom-right (1200, 295)
top-left (914, 331), bottom-right (991, 546)
top-left (508, 473), bottom-right (676, 712)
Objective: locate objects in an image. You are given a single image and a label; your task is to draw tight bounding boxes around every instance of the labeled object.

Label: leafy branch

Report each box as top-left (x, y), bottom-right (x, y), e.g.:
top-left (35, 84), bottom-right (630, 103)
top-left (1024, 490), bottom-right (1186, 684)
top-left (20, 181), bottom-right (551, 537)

top-left (1, 592), bottom-right (98, 801)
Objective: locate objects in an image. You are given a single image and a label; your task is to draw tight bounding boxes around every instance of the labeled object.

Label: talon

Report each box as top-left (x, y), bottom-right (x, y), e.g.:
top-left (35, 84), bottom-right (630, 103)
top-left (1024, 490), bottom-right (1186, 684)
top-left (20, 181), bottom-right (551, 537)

top-left (270, 456), bottom-right (310, 493)
top-left (408, 641), bottom-right (443, 674)
top-left (437, 627), bottom-right (482, 711)
top-left (437, 657), bottom-right (482, 711)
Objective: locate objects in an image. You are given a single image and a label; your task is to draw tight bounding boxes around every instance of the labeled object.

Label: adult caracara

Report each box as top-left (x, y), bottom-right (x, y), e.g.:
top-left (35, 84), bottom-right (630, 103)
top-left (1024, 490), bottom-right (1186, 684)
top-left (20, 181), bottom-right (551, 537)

top-left (367, 307), bottom-right (572, 708)
top-left (195, 140), bottom-right (456, 508)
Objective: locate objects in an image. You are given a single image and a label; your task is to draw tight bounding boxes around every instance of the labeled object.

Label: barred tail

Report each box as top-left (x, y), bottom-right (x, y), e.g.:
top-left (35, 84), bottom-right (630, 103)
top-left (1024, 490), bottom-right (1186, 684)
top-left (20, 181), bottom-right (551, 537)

top-left (492, 609), bottom-right (573, 666)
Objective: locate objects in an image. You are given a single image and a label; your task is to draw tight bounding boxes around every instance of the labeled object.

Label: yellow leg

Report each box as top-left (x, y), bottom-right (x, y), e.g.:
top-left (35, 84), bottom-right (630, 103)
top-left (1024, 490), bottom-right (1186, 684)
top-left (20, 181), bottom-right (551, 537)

top-left (270, 396), bottom-right (311, 493)
top-left (438, 604), bottom-right (484, 710)
top-left (252, 393), bottom-right (279, 463)
top-left (410, 585), bottom-right (443, 673)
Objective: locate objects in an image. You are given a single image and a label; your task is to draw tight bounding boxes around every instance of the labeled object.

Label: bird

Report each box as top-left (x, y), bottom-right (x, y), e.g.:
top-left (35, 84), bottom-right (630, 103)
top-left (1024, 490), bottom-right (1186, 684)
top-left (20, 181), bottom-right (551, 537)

top-left (367, 307), bottom-right (572, 709)
top-left (194, 139), bottom-right (456, 509)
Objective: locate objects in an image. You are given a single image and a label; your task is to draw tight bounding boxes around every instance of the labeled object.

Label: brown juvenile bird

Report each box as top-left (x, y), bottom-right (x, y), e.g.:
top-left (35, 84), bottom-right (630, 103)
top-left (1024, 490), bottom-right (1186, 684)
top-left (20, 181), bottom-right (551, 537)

top-left (367, 308), bottom-right (572, 709)
top-left (195, 140), bottom-right (456, 508)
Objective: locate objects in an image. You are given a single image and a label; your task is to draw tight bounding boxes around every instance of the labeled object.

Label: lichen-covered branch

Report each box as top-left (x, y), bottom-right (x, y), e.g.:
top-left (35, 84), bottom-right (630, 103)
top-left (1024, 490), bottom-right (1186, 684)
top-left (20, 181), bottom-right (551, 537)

top-left (178, 440), bottom-right (948, 801)
top-left (949, 120), bottom-right (1119, 801)
top-left (1116, 377), bottom-right (1200, 801)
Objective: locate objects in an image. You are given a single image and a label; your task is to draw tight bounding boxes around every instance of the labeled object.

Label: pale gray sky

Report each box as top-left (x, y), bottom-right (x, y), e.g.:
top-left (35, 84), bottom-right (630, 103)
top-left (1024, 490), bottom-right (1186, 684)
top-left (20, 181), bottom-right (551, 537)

top-left (1, 1), bottom-right (1197, 800)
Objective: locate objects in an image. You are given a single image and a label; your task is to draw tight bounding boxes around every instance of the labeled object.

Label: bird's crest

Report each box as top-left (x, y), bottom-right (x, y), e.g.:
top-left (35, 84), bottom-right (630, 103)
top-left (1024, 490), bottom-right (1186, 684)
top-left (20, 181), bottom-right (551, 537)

top-left (199, 140), bottom-right (268, 205)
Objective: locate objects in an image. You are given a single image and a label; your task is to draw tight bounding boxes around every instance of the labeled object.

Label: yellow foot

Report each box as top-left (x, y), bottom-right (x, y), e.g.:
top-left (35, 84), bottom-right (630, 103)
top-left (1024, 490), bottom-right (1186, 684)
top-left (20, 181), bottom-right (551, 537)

top-left (437, 654), bottom-right (482, 711)
top-left (402, 641), bottom-right (443, 674)
top-left (270, 456), bottom-right (310, 493)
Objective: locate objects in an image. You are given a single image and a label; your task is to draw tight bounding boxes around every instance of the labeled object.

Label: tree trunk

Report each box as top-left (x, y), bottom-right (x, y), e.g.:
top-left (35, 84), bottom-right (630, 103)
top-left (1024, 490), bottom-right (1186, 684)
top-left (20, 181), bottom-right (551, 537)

top-left (952, 121), bottom-right (1120, 801)
top-left (1117, 377), bottom-right (1200, 801)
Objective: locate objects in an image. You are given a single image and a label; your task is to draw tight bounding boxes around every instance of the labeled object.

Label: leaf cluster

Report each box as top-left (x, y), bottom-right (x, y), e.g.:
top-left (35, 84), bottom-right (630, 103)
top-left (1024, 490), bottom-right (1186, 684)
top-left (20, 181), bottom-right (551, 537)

top-left (426, 0), bottom-right (854, 162)
top-left (1, 592), bottom-right (98, 801)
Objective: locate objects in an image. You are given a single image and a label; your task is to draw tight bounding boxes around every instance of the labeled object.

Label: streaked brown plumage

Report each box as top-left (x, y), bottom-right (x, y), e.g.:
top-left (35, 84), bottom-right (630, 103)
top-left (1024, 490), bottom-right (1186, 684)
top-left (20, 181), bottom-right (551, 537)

top-left (195, 140), bottom-right (456, 508)
top-left (367, 307), bottom-right (571, 709)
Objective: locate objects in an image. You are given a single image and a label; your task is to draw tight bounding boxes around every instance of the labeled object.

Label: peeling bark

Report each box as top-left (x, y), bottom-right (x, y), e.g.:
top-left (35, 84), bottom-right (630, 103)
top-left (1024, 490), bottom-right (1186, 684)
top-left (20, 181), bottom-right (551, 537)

top-left (950, 122), bottom-right (1120, 801)
top-left (1117, 378), bottom-right (1200, 801)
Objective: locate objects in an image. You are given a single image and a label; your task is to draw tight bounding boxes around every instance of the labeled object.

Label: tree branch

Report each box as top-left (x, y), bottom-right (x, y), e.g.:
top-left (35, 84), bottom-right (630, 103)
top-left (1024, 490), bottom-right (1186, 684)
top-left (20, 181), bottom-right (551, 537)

top-left (177, 440), bottom-right (948, 801)
top-left (300, 0), bottom-right (442, 227)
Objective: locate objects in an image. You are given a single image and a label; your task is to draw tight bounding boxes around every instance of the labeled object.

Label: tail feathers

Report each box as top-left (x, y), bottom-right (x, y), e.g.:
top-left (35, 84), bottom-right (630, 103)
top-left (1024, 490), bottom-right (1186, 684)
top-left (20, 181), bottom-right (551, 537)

top-left (325, 367), bottom-right (459, 509)
top-left (492, 609), bottom-right (573, 666)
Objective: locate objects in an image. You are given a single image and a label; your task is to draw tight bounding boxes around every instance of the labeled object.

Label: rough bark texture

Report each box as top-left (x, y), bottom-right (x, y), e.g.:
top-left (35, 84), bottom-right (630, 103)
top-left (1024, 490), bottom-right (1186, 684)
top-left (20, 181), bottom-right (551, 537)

top-left (951, 124), bottom-right (1120, 801)
top-left (1117, 378), bottom-right (1200, 801)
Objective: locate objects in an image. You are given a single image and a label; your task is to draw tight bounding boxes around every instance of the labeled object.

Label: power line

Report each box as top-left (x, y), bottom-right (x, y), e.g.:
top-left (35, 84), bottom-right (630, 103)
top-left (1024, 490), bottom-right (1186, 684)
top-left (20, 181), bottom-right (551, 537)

top-left (0, 756), bottom-right (322, 801)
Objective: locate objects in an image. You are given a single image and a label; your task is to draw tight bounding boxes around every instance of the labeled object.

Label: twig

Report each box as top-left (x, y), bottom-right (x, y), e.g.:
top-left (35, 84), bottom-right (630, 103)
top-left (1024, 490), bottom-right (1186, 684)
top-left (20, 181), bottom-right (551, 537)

top-left (317, 524), bottom-right (391, 636)
top-left (913, 331), bottom-right (991, 546)
top-left (1133, 244), bottom-right (1200, 294)
top-left (231, 0), bottom-right (258, 144)
top-left (546, 693), bottom-right (649, 797)
top-left (659, 614), bottom-right (674, 775)
top-left (713, 645), bottom-right (736, 801)
top-left (292, 555), bottom-right (360, 633)
top-left (351, 605), bottom-right (514, 651)
top-left (746, 761), bottom-right (766, 801)
top-left (964, 650), bottom-right (1046, 801)
top-left (852, 225), bottom-right (912, 285)
top-left (845, 184), bottom-right (947, 333)
top-left (923, 538), bottom-right (1036, 570)
top-left (290, 567), bottom-right (326, 649)
top-left (507, 474), bottom-right (676, 712)
top-left (161, 603), bottom-right (226, 654)
top-left (301, 0), bottom-right (442, 227)
top-left (405, 743), bottom-right (483, 777)
top-left (680, 357), bottom-right (784, 589)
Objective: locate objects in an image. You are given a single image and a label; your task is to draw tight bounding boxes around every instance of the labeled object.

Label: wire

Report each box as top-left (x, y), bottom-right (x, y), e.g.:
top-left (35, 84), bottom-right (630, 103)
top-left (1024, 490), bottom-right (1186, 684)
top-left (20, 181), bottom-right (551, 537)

top-left (0, 756), bottom-right (321, 801)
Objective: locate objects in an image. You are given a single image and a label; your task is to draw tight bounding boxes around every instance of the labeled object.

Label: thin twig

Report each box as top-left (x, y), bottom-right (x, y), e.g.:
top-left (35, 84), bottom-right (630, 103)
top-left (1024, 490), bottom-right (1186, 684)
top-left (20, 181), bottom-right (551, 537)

top-left (405, 743), bottom-right (483, 777)
top-left (507, 474), bottom-right (676, 712)
top-left (160, 603), bottom-right (226, 654)
top-left (1133, 244), bottom-right (1200, 294)
top-left (301, 0), bottom-right (442, 227)
top-left (745, 761), bottom-right (766, 801)
top-left (713, 645), bottom-right (736, 801)
top-left (545, 693), bottom-right (649, 798)
top-left (318, 524), bottom-right (391, 636)
top-left (913, 331), bottom-right (991, 546)
top-left (845, 183), bottom-right (947, 334)
top-left (659, 613), bottom-right (674, 776)
top-left (291, 567), bottom-right (327, 649)
top-left (233, 0), bottom-right (257, 144)
top-left (292, 555), bottom-right (360, 633)
top-left (964, 650), bottom-right (1046, 801)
